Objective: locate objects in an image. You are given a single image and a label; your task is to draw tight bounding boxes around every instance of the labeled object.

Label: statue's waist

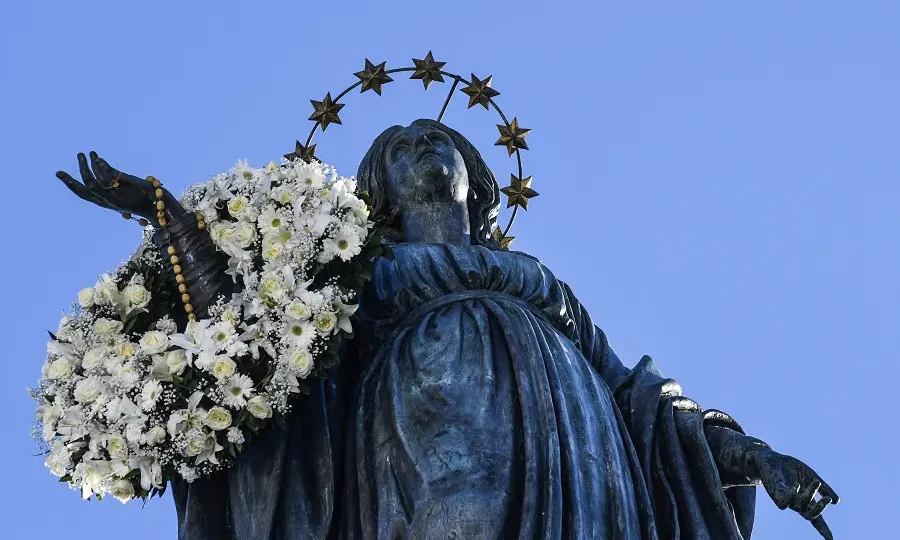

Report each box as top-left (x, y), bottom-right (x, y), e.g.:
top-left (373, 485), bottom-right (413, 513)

top-left (391, 289), bottom-right (557, 332)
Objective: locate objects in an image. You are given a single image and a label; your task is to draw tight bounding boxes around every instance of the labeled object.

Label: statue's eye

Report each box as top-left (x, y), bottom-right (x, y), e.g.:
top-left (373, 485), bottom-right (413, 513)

top-left (390, 142), bottom-right (409, 161)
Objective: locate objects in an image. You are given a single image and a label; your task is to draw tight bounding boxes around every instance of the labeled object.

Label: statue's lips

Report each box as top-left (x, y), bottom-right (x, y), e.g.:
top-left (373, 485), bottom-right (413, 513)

top-left (416, 149), bottom-right (439, 163)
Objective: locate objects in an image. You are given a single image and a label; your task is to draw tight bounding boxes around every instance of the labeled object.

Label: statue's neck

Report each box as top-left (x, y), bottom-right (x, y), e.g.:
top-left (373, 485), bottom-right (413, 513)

top-left (400, 201), bottom-right (471, 246)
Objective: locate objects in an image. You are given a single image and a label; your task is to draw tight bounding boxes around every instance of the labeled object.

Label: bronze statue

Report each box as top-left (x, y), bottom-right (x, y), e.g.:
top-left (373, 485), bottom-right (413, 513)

top-left (56, 119), bottom-right (838, 539)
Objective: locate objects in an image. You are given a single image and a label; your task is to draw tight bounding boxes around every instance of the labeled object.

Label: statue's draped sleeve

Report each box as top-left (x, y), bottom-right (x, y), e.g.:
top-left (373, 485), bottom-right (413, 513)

top-left (559, 281), bottom-right (758, 540)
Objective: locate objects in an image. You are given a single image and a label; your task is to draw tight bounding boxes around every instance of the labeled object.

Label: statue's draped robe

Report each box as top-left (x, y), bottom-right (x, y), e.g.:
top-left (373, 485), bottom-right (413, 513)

top-left (173, 243), bottom-right (755, 539)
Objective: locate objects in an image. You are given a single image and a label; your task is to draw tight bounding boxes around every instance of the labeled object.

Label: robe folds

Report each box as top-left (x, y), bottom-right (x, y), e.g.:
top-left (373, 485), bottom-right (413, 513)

top-left (174, 243), bottom-right (755, 539)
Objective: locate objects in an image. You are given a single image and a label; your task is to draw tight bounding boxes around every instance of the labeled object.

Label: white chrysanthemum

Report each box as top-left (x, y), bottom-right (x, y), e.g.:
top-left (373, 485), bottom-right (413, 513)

top-left (231, 159), bottom-right (256, 182)
top-left (324, 227), bottom-right (363, 262)
top-left (221, 374), bottom-right (254, 408)
top-left (258, 205), bottom-right (289, 235)
top-left (283, 320), bottom-right (316, 348)
top-left (141, 380), bottom-right (163, 411)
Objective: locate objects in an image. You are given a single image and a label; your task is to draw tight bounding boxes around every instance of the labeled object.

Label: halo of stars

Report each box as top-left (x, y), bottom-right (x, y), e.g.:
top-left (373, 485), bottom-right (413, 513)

top-left (292, 52), bottom-right (534, 248)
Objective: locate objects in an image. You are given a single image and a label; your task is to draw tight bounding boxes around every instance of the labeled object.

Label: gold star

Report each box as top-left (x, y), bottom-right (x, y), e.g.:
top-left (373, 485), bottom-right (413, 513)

top-left (354, 59), bottom-right (394, 95)
top-left (460, 74), bottom-right (500, 109)
top-left (283, 140), bottom-right (317, 162)
top-left (410, 51), bottom-right (446, 90)
top-left (500, 174), bottom-right (538, 210)
top-left (492, 228), bottom-right (515, 249)
top-left (495, 118), bottom-right (531, 155)
top-left (309, 92), bottom-right (344, 131)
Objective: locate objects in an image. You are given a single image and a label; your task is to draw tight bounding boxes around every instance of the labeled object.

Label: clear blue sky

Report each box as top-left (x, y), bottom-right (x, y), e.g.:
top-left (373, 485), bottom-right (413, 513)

top-left (1, 1), bottom-right (895, 538)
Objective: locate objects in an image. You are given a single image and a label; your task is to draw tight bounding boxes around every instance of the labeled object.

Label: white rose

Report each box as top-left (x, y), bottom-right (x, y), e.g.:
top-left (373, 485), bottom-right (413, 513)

top-left (96, 279), bottom-right (122, 306)
top-left (164, 349), bottom-right (188, 376)
top-left (185, 432), bottom-right (212, 457)
top-left (258, 274), bottom-right (284, 303)
top-left (204, 407), bottom-right (232, 431)
top-left (314, 312), bottom-right (337, 334)
top-left (123, 284), bottom-right (151, 311)
top-left (73, 378), bottom-right (103, 403)
top-left (94, 318), bottom-right (124, 336)
top-left (105, 434), bottom-right (128, 459)
top-left (227, 196), bottom-right (249, 217)
top-left (144, 425), bottom-right (167, 446)
top-left (82, 347), bottom-right (107, 370)
top-left (46, 358), bottom-right (73, 380)
top-left (246, 395), bottom-right (273, 419)
top-left (287, 348), bottom-right (313, 378)
top-left (210, 355), bottom-right (236, 380)
top-left (77, 288), bottom-right (95, 308)
top-left (285, 300), bottom-right (312, 320)
top-left (233, 221), bottom-right (257, 248)
top-left (115, 341), bottom-right (136, 359)
top-left (210, 222), bottom-right (230, 244)
top-left (140, 331), bottom-right (169, 354)
top-left (111, 479), bottom-right (135, 503)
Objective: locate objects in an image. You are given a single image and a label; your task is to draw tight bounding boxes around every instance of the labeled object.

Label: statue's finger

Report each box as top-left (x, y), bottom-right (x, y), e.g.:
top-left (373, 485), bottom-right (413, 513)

top-left (56, 170), bottom-right (88, 196)
top-left (77, 152), bottom-right (98, 188)
top-left (56, 171), bottom-right (112, 208)
top-left (815, 477), bottom-right (840, 505)
top-left (89, 151), bottom-right (111, 187)
top-left (810, 515), bottom-right (833, 540)
top-left (802, 496), bottom-right (831, 520)
top-left (792, 480), bottom-right (820, 512)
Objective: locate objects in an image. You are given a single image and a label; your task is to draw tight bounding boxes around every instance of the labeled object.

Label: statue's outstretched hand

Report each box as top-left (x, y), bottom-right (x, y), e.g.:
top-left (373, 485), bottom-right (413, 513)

top-left (751, 447), bottom-right (840, 539)
top-left (56, 152), bottom-right (183, 222)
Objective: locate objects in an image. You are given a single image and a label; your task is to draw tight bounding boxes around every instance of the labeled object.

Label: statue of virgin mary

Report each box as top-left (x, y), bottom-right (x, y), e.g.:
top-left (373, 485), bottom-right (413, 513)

top-left (57, 120), bottom-right (838, 540)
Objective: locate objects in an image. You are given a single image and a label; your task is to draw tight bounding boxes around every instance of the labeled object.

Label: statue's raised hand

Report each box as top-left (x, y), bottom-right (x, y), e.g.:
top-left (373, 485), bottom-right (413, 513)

top-left (750, 446), bottom-right (840, 539)
top-left (56, 152), bottom-right (185, 222)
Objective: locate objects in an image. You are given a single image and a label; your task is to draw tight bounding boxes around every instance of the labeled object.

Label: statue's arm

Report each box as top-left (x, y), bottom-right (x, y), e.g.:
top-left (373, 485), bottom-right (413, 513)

top-left (150, 208), bottom-right (234, 325)
top-left (559, 280), bottom-right (839, 538)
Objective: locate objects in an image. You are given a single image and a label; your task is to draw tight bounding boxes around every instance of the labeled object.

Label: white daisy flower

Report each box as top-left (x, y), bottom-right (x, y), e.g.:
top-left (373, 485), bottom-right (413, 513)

top-left (140, 380), bottom-right (164, 411)
top-left (283, 320), bottom-right (316, 349)
top-left (221, 374), bottom-right (254, 408)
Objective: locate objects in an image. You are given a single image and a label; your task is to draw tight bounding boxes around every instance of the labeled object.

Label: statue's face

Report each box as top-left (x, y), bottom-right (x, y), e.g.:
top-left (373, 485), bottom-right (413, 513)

top-left (382, 123), bottom-right (469, 206)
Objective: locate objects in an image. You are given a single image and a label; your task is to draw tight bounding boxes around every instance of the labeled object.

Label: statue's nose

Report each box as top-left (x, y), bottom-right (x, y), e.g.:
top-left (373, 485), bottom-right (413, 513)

top-left (413, 133), bottom-right (435, 153)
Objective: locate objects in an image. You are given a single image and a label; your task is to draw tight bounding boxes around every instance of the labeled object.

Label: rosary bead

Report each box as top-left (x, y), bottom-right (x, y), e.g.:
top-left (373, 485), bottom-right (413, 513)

top-left (155, 188), bottom-right (164, 198)
top-left (188, 314), bottom-right (196, 321)
top-left (181, 294), bottom-right (191, 303)
top-left (184, 303), bottom-right (194, 314)
top-left (121, 212), bottom-right (132, 220)
top-left (156, 200), bottom-right (166, 211)
top-left (178, 284), bottom-right (188, 294)
top-left (197, 221), bottom-right (206, 230)
top-left (173, 264), bottom-right (182, 274)
top-left (158, 217), bottom-right (167, 226)
top-left (170, 255), bottom-right (179, 265)
top-left (175, 274), bottom-right (185, 284)
top-left (138, 218), bottom-right (150, 227)
top-left (167, 246), bottom-right (176, 256)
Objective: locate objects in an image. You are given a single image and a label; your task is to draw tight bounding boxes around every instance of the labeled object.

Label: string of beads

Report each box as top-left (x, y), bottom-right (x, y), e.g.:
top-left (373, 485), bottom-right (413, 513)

top-left (120, 176), bottom-right (200, 321)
